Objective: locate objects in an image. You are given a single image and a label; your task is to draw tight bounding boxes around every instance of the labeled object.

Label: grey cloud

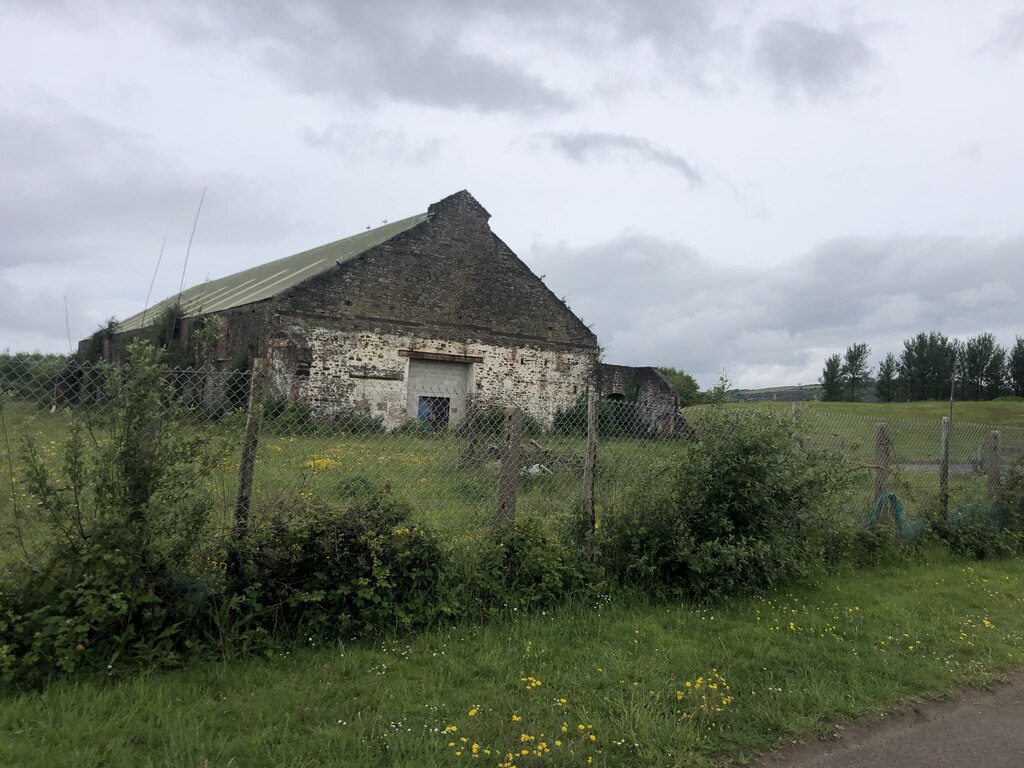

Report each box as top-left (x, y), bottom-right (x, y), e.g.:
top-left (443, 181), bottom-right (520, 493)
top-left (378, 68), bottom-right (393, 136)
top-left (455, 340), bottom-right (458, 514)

top-left (0, 276), bottom-right (89, 353)
top-left (981, 12), bottom-right (1024, 55)
top-left (147, 0), bottom-right (739, 112)
top-left (753, 19), bottom-right (875, 100)
top-left (0, 107), bottom-right (291, 269)
top-left (774, 236), bottom-right (1024, 335)
top-left (528, 232), bottom-right (1024, 387)
top-left (532, 132), bottom-right (702, 187)
top-left (161, 2), bottom-right (572, 114)
top-left (488, 0), bottom-right (739, 92)
top-left (303, 123), bottom-right (444, 163)
top-left (0, 103), bottom-right (297, 347)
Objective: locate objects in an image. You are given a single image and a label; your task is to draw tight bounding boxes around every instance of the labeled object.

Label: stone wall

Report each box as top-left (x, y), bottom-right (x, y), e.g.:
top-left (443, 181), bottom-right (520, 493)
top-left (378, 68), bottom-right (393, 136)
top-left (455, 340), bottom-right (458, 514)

top-left (598, 363), bottom-right (685, 436)
top-left (271, 191), bottom-right (599, 355)
top-left (267, 326), bottom-right (595, 428)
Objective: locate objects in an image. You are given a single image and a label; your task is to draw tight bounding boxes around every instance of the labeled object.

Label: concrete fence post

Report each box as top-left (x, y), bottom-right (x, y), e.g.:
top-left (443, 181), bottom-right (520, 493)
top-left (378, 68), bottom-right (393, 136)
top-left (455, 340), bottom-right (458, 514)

top-left (582, 388), bottom-right (599, 534)
top-left (873, 422), bottom-right (892, 503)
top-left (939, 416), bottom-right (951, 519)
top-left (497, 405), bottom-right (523, 527)
top-left (987, 430), bottom-right (1001, 497)
top-left (233, 358), bottom-right (267, 543)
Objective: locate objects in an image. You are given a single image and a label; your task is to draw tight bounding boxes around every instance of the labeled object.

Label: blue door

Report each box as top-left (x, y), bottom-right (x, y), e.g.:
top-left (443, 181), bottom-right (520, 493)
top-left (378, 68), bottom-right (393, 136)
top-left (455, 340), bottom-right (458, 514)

top-left (418, 396), bottom-right (451, 431)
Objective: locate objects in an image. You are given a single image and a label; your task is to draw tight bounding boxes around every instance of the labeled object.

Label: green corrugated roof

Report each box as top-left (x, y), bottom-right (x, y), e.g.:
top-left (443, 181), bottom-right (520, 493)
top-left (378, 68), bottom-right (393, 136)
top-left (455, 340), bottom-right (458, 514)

top-left (117, 212), bottom-right (428, 333)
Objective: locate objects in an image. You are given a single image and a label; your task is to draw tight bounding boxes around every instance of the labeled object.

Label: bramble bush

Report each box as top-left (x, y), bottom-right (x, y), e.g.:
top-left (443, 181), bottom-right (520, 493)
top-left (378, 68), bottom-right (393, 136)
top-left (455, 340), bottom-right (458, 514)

top-left (598, 407), bottom-right (852, 599)
top-left (223, 493), bottom-right (447, 646)
top-left (451, 520), bottom-right (598, 620)
top-left (931, 493), bottom-right (1024, 561)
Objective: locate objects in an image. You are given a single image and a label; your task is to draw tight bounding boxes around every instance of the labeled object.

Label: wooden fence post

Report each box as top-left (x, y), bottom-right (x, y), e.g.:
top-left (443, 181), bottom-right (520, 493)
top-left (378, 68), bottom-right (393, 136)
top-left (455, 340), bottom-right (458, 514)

top-left (582, 389), bottom-right (599, 534)
top-left (873, 422), bottom-right (891, 503)
top-left (497, 406), bottom-right (523, 527)
top-left (939, 416), bottom-right (951, 519)
top-left (233, 359), bottom-right (267, 542)
top-left (987, 430), bottom-right (1001, 497)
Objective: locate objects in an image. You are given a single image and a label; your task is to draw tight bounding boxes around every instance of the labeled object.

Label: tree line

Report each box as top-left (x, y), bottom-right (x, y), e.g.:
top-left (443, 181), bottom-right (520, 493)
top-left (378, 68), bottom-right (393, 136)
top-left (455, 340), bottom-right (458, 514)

top-left (819, 332), bottom-right (1024, 402)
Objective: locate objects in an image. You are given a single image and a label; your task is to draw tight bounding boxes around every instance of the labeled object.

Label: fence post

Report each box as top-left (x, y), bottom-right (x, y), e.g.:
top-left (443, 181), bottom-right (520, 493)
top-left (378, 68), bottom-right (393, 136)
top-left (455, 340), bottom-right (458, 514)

top-left (582, 389), bottom-right (599, 534)
top-left (939, 416), bottom-right (951, 519)
top-left (497, 405), bottom-right (523, 527)
top-left (233, 359), bottom-right (267, 542)
top-left (987, 430), bottom-right (1001, 497)
top-left (873, 422), bottom-right (891, 503)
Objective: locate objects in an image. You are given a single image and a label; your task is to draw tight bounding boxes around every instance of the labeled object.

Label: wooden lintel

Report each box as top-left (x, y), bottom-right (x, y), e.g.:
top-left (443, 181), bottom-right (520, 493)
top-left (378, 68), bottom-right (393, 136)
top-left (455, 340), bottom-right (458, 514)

top-left (349, 370), bottom-right (404, 381)
top-left (398, 349), bottom-right (484, 364)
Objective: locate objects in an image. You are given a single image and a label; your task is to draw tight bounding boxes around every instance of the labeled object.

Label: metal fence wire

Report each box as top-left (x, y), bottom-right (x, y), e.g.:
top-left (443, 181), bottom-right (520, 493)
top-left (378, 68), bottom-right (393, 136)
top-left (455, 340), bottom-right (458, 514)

top-left (2, 358), bottom-right (1022, 561)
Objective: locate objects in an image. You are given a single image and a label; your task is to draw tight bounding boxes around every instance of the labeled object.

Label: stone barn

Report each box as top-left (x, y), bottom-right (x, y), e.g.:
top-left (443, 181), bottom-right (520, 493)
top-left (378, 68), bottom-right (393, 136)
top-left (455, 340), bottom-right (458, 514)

top-left (106, 191), bottom-right (601, 429)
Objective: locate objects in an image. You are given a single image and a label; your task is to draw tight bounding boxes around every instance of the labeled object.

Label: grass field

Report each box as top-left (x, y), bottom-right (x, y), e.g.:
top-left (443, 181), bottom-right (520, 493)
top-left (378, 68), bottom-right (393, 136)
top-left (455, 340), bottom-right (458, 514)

top-left (726, 398), bottom-right (1024, 427)
top-left (706, 400), bottom-right (1024, 472)
top-left (1, 553), bottom-right (1022, 767)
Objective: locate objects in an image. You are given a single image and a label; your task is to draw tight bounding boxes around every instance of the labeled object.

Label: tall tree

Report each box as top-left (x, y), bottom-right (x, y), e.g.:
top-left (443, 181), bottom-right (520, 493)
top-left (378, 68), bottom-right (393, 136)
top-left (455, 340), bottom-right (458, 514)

top-left (842, 342), bottom-right (872, 401)
top-left (819, 354), bottom-right (844, 402)
top-left (898, 331), bottom-right (957, 401)
top-left (1009, 337), bottom-right (1024, 397)
top-left (960, 333), bottom-right (1006, 400)
top-left (875, 352), bottom-right (899, 403)
top-left (984, 345), bottom-right (1009, 400)
top-left (658, 366), bottom-right (702, 406)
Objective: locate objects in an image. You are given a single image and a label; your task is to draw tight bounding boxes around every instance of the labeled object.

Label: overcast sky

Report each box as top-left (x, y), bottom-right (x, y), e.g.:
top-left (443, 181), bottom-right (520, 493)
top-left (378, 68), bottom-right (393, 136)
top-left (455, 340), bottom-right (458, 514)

top-left (3, 1), bottom-right (1024, 387)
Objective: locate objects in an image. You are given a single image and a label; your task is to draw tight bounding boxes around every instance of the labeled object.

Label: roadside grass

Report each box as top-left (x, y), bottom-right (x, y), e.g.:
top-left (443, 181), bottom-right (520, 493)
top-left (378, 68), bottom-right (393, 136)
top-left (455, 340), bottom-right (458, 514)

top-left (1, 552), bottom-right (1022, 767)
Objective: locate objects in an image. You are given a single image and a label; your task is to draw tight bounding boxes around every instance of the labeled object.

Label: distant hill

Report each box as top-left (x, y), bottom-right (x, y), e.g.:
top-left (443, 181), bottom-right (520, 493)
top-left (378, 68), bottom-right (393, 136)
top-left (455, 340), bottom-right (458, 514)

top-left (727, 384), bottom-right (821, 403)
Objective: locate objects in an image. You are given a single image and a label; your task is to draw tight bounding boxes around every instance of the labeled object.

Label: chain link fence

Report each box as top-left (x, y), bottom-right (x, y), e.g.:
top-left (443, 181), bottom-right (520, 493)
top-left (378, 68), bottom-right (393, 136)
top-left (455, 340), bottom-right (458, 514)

top-left (2, 357), bottom-right (1021, 563)
top-left (768, 404), bottom-right (1024, 522)
top-left (0, 359), bottom-right (694, 559)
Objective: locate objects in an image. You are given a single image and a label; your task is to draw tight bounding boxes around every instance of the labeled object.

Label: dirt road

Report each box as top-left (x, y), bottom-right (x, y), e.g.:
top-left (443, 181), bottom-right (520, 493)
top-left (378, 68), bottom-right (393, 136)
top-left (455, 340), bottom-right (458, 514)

top-left (752, 672), bottom-right (1024, 768)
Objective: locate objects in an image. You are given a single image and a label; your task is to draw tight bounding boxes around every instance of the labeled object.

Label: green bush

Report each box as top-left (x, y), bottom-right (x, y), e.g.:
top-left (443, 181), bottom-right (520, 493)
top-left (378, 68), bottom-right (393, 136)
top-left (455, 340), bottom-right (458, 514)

top-left (0, 352), bottom-right (69, 403)
top-left (598, 407), bottom-right (849, 599)
top-left (0, 524), bottom-right (217, 686)
top-left (552, 397), bottom-right (657, 439)
top-left (225, 494), bottom-right (447, 643)
top-left (454, 522), bottom-right (595, 618)
top-left (456, 404), bottom-right (543, 438)
top-left (264, 400), bottom-right (384, 436)
top-left (929, 466), bottom-right (1024, 559)
top-left (846, 525), bottom-right (906, 568)
top-left (1, 342), bottom-right (222, 686)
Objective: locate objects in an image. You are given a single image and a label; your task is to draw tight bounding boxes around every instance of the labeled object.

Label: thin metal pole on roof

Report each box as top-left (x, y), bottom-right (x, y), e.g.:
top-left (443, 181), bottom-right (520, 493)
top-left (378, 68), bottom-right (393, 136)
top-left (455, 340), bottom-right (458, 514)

top-left (176, 186), bottom-right (207, 309)
top-left (141, 236), bottom-right (167, 328)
